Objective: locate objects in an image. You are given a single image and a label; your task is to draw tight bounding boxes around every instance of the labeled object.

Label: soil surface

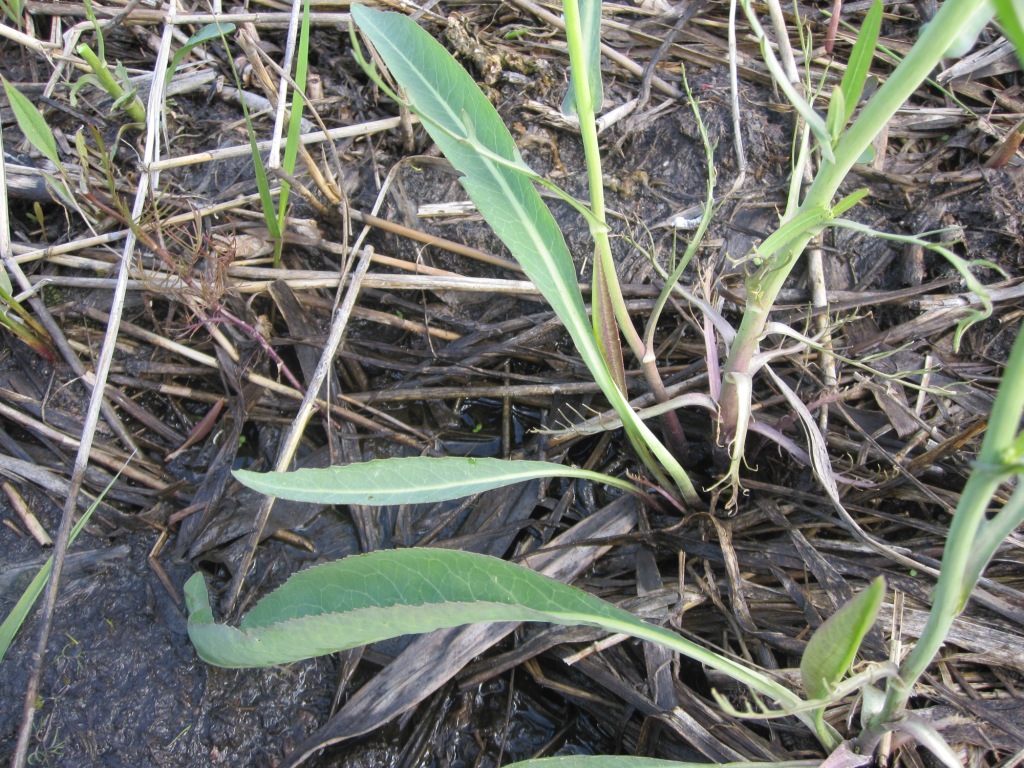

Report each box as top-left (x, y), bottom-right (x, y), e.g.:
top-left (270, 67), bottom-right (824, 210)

top-left (2, 1), bottom-right (1023, 766)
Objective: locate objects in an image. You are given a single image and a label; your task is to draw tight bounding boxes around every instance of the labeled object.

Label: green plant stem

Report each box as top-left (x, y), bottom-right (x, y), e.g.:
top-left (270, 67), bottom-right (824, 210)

top-left (75, 44), bottom-right (146, 122)
top-left (718, 0), bottom-right (988, 442)
top-left (561, 0), bottom-right (635, 364)
top-left (874, 327), bottom-right (1024, 724)
top-left (563, 0), bottom-right (696, 485)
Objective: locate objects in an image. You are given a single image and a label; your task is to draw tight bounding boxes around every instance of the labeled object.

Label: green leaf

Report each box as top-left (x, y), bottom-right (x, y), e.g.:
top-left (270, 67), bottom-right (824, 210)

top-left (826, 86), bottom-right (846, 144)
top-left (351, 6), bottom-right (700, 504)
top-left (2, 76), bottom-right (61, 168)
top-left (275, 0), bottom-right (311, 255)
top-left (351, 6), bottom-right (588, 348)
top-left (184, 547), bottom-right (800, 729)
top-left (234, 456), bottom-right (637, 504)
top-left (1, 0), bottom-right (25, 26)
top-left (831, 187), bottom-right (869, 217)
top-left (992, 0), bottom-right (1024, 71)
top-left (839, 0), bottom-right (883, 124)
top-left (943, 0), bottom-right (995, 58)
top-left (561, 0), bottom-right (604, 116)
top-left (800, 577), bottom-right (885, 699)
top-left (165, 22), bottom-right (236, 87)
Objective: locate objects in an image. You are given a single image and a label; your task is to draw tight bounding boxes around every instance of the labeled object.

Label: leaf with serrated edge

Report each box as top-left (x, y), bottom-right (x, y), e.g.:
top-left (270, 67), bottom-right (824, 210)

top-left (800, 577), bottom-right (885, 699)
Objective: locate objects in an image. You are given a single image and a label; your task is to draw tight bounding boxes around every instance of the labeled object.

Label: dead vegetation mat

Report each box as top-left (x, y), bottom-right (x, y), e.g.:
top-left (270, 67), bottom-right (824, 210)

top-left (1, 0), bottom-right (1023, 766)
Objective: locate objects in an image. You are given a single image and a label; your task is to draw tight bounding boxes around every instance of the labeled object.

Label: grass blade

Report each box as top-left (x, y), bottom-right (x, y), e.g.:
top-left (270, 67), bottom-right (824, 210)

top-left (839, 0), bottom-right (882, 124)
top-left (166, 23), bottom-right (236, 87)
top-left (275, 0), bottom-right (312, 256)
top-left (992, 0), bottom-right (1024, 70)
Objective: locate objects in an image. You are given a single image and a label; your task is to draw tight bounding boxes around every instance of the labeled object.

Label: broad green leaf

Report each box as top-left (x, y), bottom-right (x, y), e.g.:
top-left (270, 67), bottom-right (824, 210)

top-left (185, 547), bottom-right (804, 731)
top-left (351, 6), bottom-right (699, 503)
top-left (351, 5), bottom-right (589, 351)
top-left (561, 0), bottom-right (604, 116)
top-left (839, 0), bottom-right (882, 124)
top-left (2, 77), bottom-right (61, 168)
top-left (800, 577), bottom-right (885, 699)
top-left (234, 456), bottom-right (637, 504)
top-left (165, 22), bottom-right (236, 87)
top-left (992, 0), bottom-right (1024, 71)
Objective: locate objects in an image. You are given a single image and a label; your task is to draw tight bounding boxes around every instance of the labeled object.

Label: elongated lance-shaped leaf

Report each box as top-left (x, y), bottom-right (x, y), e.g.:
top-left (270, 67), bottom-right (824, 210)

top-left (351, 5), bottom-right (698, 503)
top-left (352, 5), bottom-right (585, 336)
top-left (800, 577), bottom-right (885, 699)
top-left (2, 77), bottom-right (61, 168)
top-left (839, 0), bottom-right (882, 125)
top-left (185, 548), bottom-right (807, 727)
top-left (275, 0), bottom-right (312, 260)
top-left (234, 456), bottom-right (637, 504)
top-left (561, 0), bottom-right (604, 116)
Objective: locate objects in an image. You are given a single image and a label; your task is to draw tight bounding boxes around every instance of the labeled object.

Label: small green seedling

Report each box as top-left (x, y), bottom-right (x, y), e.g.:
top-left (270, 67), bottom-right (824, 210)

top-left (73, 43), bottom-right (146, 123)
top-left (800, 577), bottom-right (885, 739)
top-left (69, 0), bottom-right (145, 123)
top-left (218, 0), bottom-right (311, 267)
